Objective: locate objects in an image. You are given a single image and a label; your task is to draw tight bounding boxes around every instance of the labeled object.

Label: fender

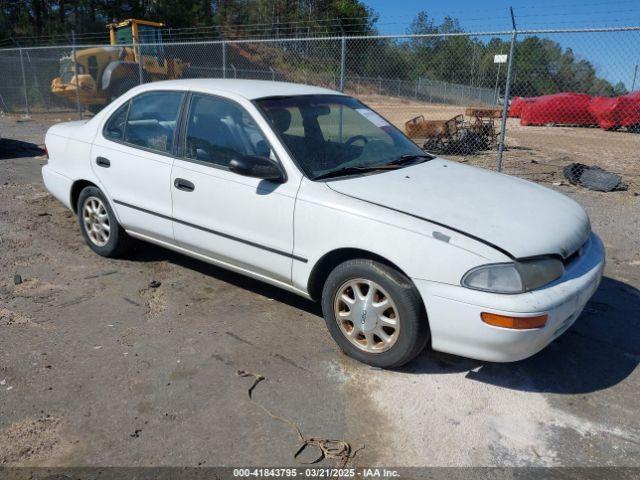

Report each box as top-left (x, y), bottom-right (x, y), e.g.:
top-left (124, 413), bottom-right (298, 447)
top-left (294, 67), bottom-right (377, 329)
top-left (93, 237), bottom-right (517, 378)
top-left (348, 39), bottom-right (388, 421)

top-left (101, 61), bottom-right (139, 91)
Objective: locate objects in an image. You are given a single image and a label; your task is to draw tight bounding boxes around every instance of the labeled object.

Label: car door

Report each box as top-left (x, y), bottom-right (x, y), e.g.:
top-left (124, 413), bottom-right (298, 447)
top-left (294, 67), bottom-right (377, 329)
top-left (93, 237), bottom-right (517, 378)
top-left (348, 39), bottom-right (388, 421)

top-left (171, 93), bottom-right (297, 283)
top-left (91, 90), bottom-right (185, 243)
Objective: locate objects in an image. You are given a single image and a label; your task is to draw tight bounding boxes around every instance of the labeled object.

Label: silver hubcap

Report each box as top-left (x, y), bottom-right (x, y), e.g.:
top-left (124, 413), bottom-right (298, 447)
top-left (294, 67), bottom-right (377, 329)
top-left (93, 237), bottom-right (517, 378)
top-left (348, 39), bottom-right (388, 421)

top-left (334, 279), bottom-right (400, 353)
top-left (82, 196), bottom-right (110, 247)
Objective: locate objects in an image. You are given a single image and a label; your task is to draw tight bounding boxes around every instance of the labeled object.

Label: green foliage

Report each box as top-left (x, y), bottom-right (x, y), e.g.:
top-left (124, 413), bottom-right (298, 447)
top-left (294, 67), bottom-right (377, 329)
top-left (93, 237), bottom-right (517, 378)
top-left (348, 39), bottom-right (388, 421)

top-left (0, 3), bottom-right (626, 96)
top-left (0, 0), bottom-right (375, 43)
top-left (400, 10), bottom-right (626, 97)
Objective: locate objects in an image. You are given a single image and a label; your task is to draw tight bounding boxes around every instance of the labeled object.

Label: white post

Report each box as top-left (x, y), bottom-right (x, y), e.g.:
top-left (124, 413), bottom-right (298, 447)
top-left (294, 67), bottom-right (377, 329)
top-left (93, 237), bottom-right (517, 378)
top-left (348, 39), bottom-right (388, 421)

top-left (71, 31), bottom-right (82, 119)
top-left (19, 48), bottom-right (30, 116)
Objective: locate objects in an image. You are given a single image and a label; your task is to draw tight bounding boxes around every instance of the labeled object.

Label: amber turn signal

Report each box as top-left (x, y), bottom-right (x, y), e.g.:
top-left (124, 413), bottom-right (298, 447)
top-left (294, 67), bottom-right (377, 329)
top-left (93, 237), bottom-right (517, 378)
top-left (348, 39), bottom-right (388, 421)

top-left (481, 312), bottom-right (548, 329)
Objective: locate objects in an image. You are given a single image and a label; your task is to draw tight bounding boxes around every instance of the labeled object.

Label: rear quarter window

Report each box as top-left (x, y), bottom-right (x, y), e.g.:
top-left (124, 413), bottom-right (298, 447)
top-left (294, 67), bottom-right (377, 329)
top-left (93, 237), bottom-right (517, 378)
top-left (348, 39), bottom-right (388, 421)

top-left (103, 102), bottom-right (129, 141)
top-left (124, 91), bottom-right (184, 153)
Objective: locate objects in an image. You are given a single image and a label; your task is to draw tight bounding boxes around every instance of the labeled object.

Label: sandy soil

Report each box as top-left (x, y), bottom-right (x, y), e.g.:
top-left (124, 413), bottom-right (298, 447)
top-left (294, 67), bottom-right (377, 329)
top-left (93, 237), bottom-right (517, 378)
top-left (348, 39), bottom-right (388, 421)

top-left (1, 111), bottom-right (639, 469)
top-left (360, 96), bottom-right (640, 193)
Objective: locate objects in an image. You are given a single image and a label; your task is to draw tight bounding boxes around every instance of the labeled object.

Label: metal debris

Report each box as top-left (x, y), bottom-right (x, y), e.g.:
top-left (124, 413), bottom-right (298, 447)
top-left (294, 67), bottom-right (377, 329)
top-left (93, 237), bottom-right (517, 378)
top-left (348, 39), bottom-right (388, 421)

top-left (563, 163), bottom-right (628, 192)
top-left (236, 370), bottom-right (364, 467)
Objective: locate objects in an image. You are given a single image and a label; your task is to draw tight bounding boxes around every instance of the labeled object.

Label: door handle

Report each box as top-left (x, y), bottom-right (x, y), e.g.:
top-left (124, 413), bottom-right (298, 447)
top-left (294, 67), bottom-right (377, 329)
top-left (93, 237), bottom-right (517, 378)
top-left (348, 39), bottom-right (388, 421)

top-left (96, 156), bottom-right (111, 168)
top-left (174, 178), bottom-right (195, 192)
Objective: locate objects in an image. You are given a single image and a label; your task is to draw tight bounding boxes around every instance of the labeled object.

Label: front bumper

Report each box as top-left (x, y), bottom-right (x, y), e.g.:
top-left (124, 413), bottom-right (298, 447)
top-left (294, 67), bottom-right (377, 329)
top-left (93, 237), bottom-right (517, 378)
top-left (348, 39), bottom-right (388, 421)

top-left (414, 233), bottom-right (605, 362)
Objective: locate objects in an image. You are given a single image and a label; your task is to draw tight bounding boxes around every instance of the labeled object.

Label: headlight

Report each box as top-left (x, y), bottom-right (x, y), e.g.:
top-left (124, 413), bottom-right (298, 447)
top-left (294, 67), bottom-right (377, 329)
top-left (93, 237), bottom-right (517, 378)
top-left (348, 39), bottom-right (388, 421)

top-left (517, 257), bottom-right (565, 290)
top-left (461, 263), bottom-right (523, 293)
top-left (461, 258), bottom-right (564, 294)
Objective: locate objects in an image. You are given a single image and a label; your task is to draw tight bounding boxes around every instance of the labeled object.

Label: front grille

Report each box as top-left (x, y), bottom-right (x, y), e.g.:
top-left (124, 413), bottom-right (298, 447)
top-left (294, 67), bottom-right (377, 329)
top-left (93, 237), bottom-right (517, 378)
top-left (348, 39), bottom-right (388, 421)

top-left (563, 239), bottom-right (588, 267)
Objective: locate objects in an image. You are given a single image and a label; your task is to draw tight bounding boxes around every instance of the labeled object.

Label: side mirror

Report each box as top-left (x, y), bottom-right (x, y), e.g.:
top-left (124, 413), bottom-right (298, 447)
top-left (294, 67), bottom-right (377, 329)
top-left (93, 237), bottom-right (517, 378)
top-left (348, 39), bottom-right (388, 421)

top-left (229, 155), bottom-right (285, 182)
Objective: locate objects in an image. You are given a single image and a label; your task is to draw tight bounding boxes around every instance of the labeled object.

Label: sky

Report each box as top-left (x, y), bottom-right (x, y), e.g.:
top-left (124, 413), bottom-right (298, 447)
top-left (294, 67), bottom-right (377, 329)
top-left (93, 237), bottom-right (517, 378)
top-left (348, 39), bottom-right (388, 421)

top-left (364, 0), bottom-right (640, 90)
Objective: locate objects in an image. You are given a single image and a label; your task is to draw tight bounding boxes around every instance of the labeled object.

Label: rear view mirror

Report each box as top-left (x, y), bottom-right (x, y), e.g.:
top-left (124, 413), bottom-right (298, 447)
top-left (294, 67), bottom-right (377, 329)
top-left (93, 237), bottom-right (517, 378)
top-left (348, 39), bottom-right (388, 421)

top-left (303, 105), bottom-right (330, 117)
top-left (229, 155), bottom-right (285, 182)
top-left (312, 105), bottom-right (331, 116)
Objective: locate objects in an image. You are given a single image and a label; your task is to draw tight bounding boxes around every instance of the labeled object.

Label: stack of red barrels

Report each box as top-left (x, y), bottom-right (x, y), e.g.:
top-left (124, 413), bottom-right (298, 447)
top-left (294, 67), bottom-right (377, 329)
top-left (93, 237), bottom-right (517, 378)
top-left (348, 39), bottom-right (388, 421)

top-left (508, 92), bottom-right (640, 130)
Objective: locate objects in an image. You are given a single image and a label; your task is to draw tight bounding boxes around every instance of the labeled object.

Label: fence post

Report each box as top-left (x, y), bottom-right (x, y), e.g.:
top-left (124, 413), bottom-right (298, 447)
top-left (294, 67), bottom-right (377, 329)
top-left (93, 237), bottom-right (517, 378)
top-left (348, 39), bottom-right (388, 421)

top-left (339, 36), bottom-right (346, 92)
top-left (497, 33), bottom-right (517, 171)
top-left (71, 31), bottom-right (82, 119)
top-left (231, 64), bottom-right (237, 79)
top-left (19, 48), bottom-right (30, 117)
top-left (136, 43), bottom-right (144, 85)
top-left (222, 41), bottom-right (227, 79)
top-left (497, 8), bottom-right (518, 172)
top-left (270, 67), bottom-right (275, 81)
top-left (494, 49), bottom-right (503, 104)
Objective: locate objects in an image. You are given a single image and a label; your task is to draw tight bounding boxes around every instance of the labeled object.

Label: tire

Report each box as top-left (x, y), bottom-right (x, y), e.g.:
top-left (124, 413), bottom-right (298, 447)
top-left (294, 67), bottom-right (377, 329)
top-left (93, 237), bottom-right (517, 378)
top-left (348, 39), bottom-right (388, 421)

top-left (109, 78), bottom-right (138, 102)
top-left (87, 104), bottom-right (103, 114)
top-left (77, 186), bottom-right (131, 257)
top-left (321, 259), bottom-right (430, 368)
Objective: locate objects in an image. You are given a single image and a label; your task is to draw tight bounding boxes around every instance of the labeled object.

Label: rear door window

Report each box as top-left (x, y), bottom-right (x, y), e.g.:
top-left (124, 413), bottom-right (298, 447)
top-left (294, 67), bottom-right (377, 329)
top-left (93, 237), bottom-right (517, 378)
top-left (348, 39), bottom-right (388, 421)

top-left (124, 91), bottom-right (184, 154)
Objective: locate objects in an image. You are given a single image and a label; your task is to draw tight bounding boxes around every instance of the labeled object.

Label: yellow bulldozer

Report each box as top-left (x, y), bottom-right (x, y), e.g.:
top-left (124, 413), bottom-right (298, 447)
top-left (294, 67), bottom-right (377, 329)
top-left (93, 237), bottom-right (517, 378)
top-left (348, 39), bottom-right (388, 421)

top-left (51, 19), bottom-right (189, 113)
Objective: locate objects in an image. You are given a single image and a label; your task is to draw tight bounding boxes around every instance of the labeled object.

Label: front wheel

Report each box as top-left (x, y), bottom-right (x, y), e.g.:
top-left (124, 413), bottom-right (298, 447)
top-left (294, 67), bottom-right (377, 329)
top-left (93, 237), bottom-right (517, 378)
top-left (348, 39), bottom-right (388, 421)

top-left (321, 259), bottom-right (430, 368)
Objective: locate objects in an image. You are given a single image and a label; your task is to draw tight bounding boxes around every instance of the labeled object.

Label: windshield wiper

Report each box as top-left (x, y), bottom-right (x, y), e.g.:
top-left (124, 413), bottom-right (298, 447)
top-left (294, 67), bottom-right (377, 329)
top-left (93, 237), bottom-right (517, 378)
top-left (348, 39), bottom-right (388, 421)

top-left (312, 153), bottom-right (434, 181)
top-left (386, 153), bottom-right (434, 167)
top-left (312, 164), bottom-right (398, 181)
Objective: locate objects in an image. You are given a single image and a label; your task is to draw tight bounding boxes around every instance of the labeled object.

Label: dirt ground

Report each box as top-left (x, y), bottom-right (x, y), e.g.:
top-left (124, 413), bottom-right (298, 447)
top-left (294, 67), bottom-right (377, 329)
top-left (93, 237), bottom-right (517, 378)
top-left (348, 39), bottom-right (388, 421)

top-left (0, 113), bottom-right (639, 470)
top-left (367, 97), bottom-right (640, 193)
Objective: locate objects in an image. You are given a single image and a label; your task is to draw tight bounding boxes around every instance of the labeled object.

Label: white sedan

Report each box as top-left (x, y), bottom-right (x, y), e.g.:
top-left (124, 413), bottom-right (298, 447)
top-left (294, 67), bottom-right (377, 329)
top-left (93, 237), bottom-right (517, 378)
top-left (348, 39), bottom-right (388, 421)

top-left (42, 79), bottom-right (605, 368)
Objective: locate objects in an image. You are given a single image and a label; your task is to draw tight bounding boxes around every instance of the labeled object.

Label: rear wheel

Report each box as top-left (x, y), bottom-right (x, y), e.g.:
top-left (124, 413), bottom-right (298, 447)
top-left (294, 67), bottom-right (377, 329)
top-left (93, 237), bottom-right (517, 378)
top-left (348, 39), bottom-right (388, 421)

top-left (87, 104), bottom-right (103, 114)
top-left (321, 259), bottom-right (430, 368)
top-left (109, 78), bottom-right (138, 102)
top-left (77, 186), bottom-right (131, 257)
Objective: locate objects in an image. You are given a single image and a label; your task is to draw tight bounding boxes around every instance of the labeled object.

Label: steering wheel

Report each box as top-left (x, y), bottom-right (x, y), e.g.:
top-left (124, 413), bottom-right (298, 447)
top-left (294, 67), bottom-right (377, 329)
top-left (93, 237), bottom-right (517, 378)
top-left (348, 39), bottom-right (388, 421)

top-left (344, 135), bottom-right (369, 147)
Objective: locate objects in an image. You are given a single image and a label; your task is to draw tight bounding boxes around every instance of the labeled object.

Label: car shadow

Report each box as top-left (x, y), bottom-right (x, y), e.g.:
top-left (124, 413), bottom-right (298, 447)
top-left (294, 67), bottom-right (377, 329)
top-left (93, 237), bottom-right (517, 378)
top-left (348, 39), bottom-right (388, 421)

top-left (125, 241), bottom-right (322, 317)
top-left (122, 242), bottom-right (638, 394)
top-left (0, 138), bottom-right (45, 160)
top-left (402, 276), bottom-right (640, 395)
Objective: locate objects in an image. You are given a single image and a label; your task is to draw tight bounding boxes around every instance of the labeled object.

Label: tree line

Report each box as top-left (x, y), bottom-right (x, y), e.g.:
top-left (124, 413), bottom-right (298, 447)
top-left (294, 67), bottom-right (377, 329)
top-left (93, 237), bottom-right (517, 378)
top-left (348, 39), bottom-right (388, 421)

top-left (0, 0), bottom-right (376, 40)
top-left (397, 12), bottom-right (626, 97)
top-left (0, 1), bottom-right (625, 97)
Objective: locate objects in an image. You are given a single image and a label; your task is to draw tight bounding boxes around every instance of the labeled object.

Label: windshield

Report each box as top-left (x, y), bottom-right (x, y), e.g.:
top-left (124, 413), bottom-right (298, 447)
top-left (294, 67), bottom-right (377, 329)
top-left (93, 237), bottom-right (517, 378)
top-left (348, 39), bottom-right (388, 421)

top-left (256, 95), bottom-right (426, 180)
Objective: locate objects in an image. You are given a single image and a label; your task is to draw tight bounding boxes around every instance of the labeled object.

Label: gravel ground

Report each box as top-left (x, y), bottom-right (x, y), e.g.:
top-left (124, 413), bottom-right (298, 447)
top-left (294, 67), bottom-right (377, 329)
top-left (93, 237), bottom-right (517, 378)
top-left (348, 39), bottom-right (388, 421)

top-left (0, 114), bottom-right (639, 469)
top-left (369, 98), bottom-right (640, 192)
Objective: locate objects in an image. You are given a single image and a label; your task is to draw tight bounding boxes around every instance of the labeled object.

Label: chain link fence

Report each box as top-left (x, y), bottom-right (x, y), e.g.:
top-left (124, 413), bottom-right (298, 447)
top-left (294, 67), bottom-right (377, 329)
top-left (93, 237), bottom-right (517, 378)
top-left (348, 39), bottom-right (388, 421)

top-left (0, 28), bottom-right (638, 191)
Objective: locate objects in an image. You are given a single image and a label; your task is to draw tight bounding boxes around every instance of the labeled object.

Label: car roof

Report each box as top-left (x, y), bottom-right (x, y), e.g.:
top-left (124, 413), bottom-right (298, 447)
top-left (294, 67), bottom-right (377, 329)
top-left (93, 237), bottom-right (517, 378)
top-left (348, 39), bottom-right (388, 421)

top-left (135, 79), bottom-right (344, 100)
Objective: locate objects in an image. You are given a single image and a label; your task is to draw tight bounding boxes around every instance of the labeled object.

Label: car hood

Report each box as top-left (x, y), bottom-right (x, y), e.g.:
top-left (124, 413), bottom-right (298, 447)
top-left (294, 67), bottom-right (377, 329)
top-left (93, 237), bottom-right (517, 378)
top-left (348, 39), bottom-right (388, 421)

top-left (326, 158), bottom-right (590, 259)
